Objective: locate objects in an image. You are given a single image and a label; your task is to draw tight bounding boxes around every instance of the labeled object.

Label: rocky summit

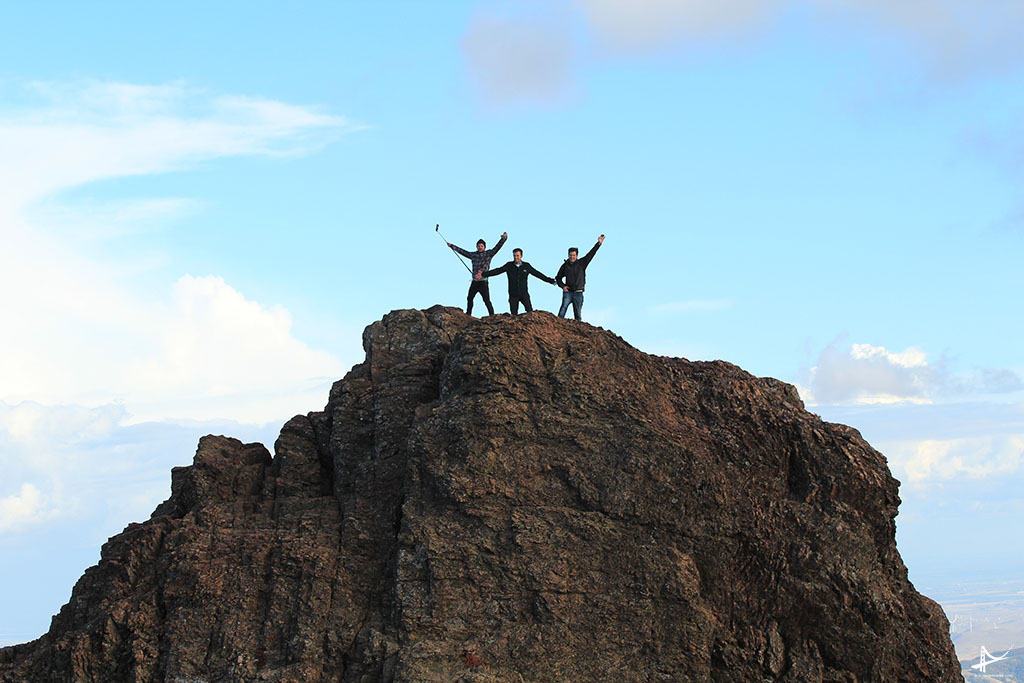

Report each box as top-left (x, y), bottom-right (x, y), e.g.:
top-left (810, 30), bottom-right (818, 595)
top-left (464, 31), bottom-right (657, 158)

top-left (0, 307), bottom-right (960, 682)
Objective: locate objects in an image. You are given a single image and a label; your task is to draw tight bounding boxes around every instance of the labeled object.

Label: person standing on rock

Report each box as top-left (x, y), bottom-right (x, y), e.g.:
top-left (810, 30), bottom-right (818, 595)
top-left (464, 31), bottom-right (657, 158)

top-left (556, 234), bottom-right (604, 321)
top-left (476, 247), bottom-right (557, 315)
top-left (448, 232), bottom-right (507, 316)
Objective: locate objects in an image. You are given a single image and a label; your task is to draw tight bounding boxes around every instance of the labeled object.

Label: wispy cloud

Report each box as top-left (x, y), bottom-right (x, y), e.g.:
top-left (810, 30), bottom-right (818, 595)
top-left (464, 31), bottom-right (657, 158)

top-left (0, 81), bottom-right (348, 212)
top-left (29, 197), bottom-right (200, 242)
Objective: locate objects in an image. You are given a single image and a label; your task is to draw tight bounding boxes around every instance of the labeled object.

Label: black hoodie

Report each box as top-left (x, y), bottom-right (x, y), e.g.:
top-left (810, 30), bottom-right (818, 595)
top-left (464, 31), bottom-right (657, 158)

top-left (555, 241), bottom-right (601, 291)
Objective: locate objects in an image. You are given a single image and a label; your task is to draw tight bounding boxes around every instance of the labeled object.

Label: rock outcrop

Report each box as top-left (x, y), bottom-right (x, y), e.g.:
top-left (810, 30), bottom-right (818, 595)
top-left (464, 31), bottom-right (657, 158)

top-left (0, 307), bottom-right (960, 681)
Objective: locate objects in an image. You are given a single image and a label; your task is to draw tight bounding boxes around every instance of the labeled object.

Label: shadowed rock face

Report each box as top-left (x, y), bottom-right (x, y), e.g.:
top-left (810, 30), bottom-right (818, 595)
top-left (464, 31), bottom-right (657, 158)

top-left (0, 307), bottom-right (960, 682)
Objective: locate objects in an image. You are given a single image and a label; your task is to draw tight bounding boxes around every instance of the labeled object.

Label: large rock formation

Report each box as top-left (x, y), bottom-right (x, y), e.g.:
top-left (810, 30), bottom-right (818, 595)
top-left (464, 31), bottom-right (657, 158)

top-left (0, 307), bottom-right (960, 681)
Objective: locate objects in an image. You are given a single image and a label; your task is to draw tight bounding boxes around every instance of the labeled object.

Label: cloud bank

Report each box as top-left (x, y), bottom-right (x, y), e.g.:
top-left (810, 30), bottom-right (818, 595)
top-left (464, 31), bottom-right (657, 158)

top-left (804, 341), bottom-right (1022, 406)
top-left (887, 434), bottom-right (1024, 483)
top-left (0, 400), bottom-right (281, 533)
top-left (127, 275), bottom-right (345, 423)
top-left (0, 264), bottom-right (344, 423)
top-left (817, 401), bottom-right (1024, 492)
top-left (806, 342), bottom-right (934, 405)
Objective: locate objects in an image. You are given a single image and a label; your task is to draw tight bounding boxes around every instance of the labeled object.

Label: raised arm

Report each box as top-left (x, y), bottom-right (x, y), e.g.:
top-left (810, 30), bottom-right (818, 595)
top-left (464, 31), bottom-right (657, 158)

top-left (449, 243), bottom-right (473, 258)
top-left (487, 232), bottom-right (508, 257)
top-left (579, 235), bottom-right (604, 267)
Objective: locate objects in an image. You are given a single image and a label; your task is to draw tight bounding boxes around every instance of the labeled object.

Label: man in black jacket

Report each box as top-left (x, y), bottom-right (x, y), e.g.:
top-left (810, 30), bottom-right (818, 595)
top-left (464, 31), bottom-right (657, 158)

top-left (448, 232), bottom-right (507, 316)
top-left (479, 248), bottom-right (557, 315)
top-left (555, 234), bottom-right (604, 321)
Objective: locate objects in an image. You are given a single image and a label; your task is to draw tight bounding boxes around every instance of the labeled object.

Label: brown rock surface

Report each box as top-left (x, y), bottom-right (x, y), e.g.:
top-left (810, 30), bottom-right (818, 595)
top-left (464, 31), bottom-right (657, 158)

top-left (0, 306), bottom-right (960, 681)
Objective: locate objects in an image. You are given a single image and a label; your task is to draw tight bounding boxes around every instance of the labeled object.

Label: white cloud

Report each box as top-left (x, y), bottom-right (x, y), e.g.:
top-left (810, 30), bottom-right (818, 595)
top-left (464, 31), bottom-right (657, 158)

top-left (793, 383), bottom-right (815, 404)
top-left (884, 434), bottom-right (1024, 484)
top-left (0, 268), bottom-right (345, 423)
top-left (805, 342), bottom-right (1023, 407)
top-left (0, 402), bottom-right (125, 447)
top-left (0, 80), bottom-right (353, 425)
top-left (128, 275), bottom-right (345, 422)
top-left (0, 400), bottom-right (282, 538)
top-left (0, 228), bottom-right (346, 422)
top-left (0, 484), bottom-right (57, 534)
top-left (807, 341), bottom-right (934, 405)
top-left (850, 342), bottom-right (928, 368)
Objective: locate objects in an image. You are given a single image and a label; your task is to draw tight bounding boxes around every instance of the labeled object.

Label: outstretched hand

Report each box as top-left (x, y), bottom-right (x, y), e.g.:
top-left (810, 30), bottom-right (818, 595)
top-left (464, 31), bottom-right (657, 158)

top-left (502, 231), bottom-right (508, 239)
top-left (447, 242), bottom-right (453, 247)
top-left (598, 234), bottom-right (605, 244)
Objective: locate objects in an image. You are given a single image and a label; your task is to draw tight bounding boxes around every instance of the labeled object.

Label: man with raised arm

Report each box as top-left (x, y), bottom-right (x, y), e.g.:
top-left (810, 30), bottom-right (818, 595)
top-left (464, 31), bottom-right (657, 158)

top-left (555, 234), bottom-right (604, 322)
top-left (478, 247), bottom-right (556, 315)
top-left (448, 232), bottom-right (507, 316)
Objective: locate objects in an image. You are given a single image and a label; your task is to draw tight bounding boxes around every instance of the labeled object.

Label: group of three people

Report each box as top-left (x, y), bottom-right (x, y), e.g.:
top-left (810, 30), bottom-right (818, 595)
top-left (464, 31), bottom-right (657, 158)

top-left (447, 233), bottom-right (605, 321)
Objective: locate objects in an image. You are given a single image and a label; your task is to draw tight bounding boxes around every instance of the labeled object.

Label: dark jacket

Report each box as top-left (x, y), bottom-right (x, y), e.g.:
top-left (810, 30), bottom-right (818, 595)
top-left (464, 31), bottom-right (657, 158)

top-left (451, 234), bottom-right (507, 281)
top-left (555, 241), bottom-right (601, 291)
top-left (484, 260), bottom-right (555, 297)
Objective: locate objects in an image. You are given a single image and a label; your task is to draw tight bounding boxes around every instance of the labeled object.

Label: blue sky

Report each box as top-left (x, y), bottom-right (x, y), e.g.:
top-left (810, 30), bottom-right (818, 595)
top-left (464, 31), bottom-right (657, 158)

top-left (2, 1), bottom-right (1024, 645)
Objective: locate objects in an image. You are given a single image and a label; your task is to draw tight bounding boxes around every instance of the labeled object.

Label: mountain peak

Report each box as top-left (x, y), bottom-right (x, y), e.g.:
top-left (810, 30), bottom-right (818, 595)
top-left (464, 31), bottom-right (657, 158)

top-left (0, 306), bottom-right (959, 681)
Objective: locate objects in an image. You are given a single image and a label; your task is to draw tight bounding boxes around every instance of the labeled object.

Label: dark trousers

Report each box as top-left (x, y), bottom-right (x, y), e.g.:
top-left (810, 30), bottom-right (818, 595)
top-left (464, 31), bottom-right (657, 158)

top-left (467, 281), bottom-right (494, 316)
top-left (509, 293), bottom-right (533, 316)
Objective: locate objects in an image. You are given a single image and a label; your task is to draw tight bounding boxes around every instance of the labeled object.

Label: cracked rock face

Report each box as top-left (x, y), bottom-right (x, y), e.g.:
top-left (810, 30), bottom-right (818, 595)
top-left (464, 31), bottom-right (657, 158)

top-left (0, 306), bottom-right (960, 682)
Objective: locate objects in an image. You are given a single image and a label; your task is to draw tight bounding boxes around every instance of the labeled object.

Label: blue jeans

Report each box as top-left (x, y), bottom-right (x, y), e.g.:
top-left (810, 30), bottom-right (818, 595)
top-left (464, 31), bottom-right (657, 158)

top-left (558, 290), bottom-right (584, 321)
